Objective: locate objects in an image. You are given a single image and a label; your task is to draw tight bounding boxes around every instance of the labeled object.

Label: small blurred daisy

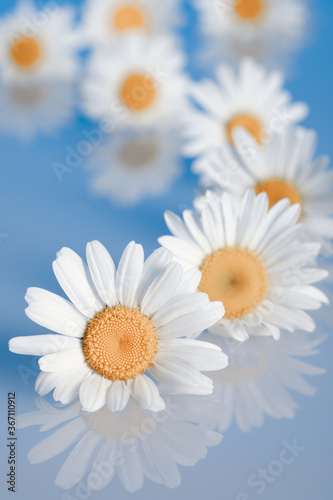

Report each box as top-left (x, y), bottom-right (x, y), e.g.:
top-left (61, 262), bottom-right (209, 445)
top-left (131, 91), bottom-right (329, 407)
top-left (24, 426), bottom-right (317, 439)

top-left (193, 0), bottom-right (308, 67)
top-left (81, 35), bottom-right (188, 128)
top-left (9, 241), bottom-right (227, 412)
top-left (0, 1), bottom-right (80, 83)
top-left (203, 330), bottom-right (325, 432)
top-left (0, 81), bottom-right (76, 140)
top-left (18, 392), bottom-right (222, 492)
top-left (87, 127), bottom-right (182, 206)
top-left (194, 127), bottom-right (333, 248)
top-left (182, 58), bottom-right (308, 158)
top-left (159, 189), bottom-right (328, 341)
top-left (80, 0), bottom-right (183, 47)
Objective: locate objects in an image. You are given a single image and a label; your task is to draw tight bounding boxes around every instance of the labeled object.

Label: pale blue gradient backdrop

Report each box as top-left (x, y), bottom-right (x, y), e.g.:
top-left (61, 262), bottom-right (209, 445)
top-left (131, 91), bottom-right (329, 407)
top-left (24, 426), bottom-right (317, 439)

top-left (0, 0), bottom-right (332, 499)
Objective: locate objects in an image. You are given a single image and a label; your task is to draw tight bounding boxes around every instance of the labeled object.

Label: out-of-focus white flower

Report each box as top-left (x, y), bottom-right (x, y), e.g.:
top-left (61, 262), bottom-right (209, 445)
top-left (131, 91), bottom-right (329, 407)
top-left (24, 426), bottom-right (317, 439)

top-left (80, 0), bottom-right (184, 47)
top-left (194, 126), bottom-right (333, 250)
top-left (0, 1), bottom-right (81, 83)
top-left (193, 0), bottom-right (308, 70)
top-left (182, 58), bottom-right (308, 158)
top-left (81, 35), bottom-right (188, 128)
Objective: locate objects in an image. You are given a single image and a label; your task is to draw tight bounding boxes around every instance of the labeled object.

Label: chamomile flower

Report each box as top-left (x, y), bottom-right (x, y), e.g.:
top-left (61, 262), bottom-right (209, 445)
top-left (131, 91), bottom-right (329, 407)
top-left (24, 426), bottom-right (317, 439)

top-left (81, 35), bottom-right (188, 128)
top-left (87, 127), bottom-right (182, 206)
top-left (0, 1), bottom-right (80, 83)
top-left (159, 189), bottom-right (328, 342)
top-left (194, 127), bottom-right (333, 247)
top-left (182, 58), bottom-right (308, 158)
top-left (18, 392), bottom-right (222, 492)
top-left (9, 241), bottom-right (227, 412)
top-left (80, 0), bottom-right (183, 47)
top-left (193, 0), bottom-right (308, 68)
top-left (203, 331), bottom-right (325, 432)
top-left (0, 81), bottom-right (76, 140)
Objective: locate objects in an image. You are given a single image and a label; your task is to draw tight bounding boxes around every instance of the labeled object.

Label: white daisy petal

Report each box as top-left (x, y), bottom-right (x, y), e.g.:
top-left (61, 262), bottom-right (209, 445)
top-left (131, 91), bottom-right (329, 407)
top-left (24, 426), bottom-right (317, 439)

top-left (53, 249), bottom-right (104, 317)
top-left (86, 240), bottom-right (118, 307)
top-left (116, 241), bottom-right (144, 307)
top-left (9, 335), bottom-right (80, 356)
top-left (107, 380), bottom-right (131, 412)
top-left (39, 348), bottom-right (86, 373)
top-left (128, 374), bottom-right (165, 411)
top-left (157, 306), bottom-right (223, 340)
top-left (159, 339), bottom-right (228, 371)
top-left (79, 373), bottom-right (112, 412)
top-left (53, 366), bottom-right (92, 405)
top-left (25, 288), bottom-right (87, 337)
top-left (151, 292), bottom-right (210, 327)
top-left (136, 247), bottom-right (173, 306)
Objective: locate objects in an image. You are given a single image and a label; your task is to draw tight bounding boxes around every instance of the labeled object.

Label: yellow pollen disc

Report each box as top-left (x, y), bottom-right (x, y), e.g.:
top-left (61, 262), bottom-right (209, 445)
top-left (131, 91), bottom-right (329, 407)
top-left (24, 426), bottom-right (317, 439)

top-left (120, 73), bottom-right (157, 112)
top-left (227, 113), bottom-right (263, 145)
top-left (83, 305), bottom-right (158, 381)
top-left (113, 4), bottom-right (147, 31)
top-left (10, 37), bottom-right (41, 68)
top-left (234, 0), bottom-right (264, 21)
top-left (120, 137), bottom-right (158, 169)
top-left (198, 247), bottom-right (268, 319)
top-left (255, 178), bottom-right (303, 211)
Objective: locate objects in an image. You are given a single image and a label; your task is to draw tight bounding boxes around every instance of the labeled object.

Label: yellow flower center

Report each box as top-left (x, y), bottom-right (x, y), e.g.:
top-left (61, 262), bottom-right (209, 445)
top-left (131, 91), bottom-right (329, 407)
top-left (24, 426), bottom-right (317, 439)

top-left (255, 178), bottom-right (303, 211)
top-left (113, 4), bottom-right (147, 31)
top-left (234, 0), bottom-right (264, 21)
top-left (10, 37), bottom-right (41, 68)
top-left (120, 137), bottom-right (159, 169)
top-left (86, 401), bottom-right (157, 440)
top-left (83, 305), bottom-right (158, 381)
top-left (227, 113), bottom-right (263, 145)
top-left (198, 247), bottom-right (268, 319)
top-left (120, 73), bottom-right (157, 112)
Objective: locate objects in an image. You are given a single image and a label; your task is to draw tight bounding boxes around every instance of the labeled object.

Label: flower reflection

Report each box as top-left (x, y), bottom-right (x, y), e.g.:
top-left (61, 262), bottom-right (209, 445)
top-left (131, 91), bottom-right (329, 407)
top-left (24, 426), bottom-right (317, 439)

top-left (18, 391), bottom-right (223, 492)
top-left (86, 127), bottom-right (183, 206)
top-left (203, 331), bottom-right (325, 432)
top-left (0, 81), bottom-right (76, 140)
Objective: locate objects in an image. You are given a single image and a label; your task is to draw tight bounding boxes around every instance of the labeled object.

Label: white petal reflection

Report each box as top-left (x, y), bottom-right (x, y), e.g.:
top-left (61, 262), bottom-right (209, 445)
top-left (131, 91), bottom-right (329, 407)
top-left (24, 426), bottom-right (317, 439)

top-left (86, 127), bottom-right (182, 206)
top-left (203, 331), bottom-right (325, 433)
top-left (0, 81), bottom-right (76, 141)
top-left (17, 390), bottom-right (223, 493)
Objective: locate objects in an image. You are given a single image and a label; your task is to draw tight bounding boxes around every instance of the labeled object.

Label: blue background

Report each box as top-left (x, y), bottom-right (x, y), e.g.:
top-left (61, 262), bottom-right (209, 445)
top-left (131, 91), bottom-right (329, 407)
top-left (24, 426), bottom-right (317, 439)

top-left (0, 0), bottom-right (332, 499)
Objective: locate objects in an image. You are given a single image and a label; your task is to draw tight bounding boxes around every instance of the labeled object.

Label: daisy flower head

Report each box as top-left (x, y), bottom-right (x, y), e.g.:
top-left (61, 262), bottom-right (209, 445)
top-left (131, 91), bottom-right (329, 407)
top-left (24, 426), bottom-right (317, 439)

top-left (81, 34), bottom-right (188, 128)
top-left (0, 1), bottom-right (80, 83)
top-left (81, 0), bottom-right (184, 48)
top-left (9, 241), bottom-right (227, 412)
top-left (159, 189), bottom-right (328, 342)
top-left (194, 126), bottom-right (333, 250)
top-left (193, 0), bottom-right (308, 68)
top-left (18, 393), bottom-right (223, 492)
top-left (202, 330), bottom-right (325, 432)
top-left (0, 80), bottom-right (76, 141)
top-left (87, 126), bottom-right (182, 206)
top-left (182, 58), bottom-right (308, 158)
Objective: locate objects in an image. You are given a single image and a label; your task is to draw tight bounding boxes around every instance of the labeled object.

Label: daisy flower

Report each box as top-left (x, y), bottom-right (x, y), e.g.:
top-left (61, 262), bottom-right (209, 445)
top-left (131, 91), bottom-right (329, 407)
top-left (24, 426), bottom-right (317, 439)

top-left (159, 189), bottom-right (328, 341)
top-left (194, 126), bottom-right (333, 248)
top-left (81, 34), bottom-right (188, 128)
top-left (86, 127), bottom-right (182, 206)
top-left (0, 1), bottom-right (80, 83)
top-left (9, 241), bottom-right (227, 412)
top-left (203, 330), bottom-right (325, 432)
top-left (193, 0), bottom-right (308, 68)
top-left (0, 81), bottom-right (76, 140)
top-left (182, 58), bottom-right (308, 158)
top-left (18, 392), bottom-right (222, 492)
top-left (80, 0), bottom-right (183, 47)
